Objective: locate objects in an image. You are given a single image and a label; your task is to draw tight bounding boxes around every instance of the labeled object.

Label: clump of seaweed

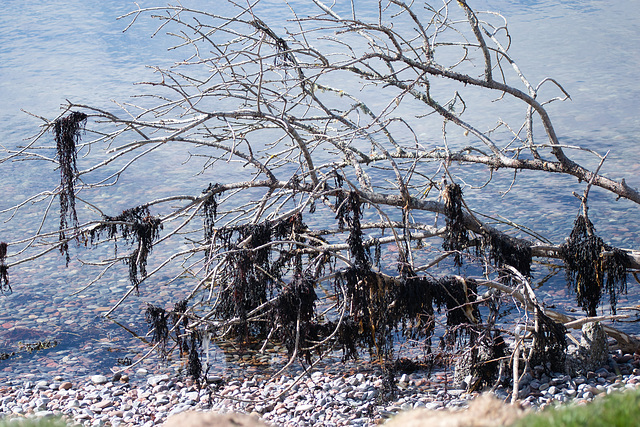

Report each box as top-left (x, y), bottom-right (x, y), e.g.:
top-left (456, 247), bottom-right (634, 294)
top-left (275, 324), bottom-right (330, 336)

top-left (333, 318), bottom-right (360, 361)
top-left (442, 183), bottom-right (469, 266)
top-left (250, 19), bottom-right (296, 67)
top-left (393, 276), bottom-right (436, 341)
top-left (145, 300), bottom-right (205, 383)
top-left (89, 206), bottom-right (162, 292)
top-left (336, 269), bottom-right (394, 360)
top-left (0, 242), bottom-right (9, 294)
top-left (561, 214), bottom-right (628, 316)
top-left (529, 308), bottom-right (567, 373)
top-left (186, 331), bottom-right (203, 384)
top-left (146, 304), bottom-right (170, 357)
top-left (342, 274), bottom-right (484, 395)
top-left (202, 183), bottom-right (221, 244)
top-left (172, 299), bottom-right (190, 355)
top-left (213, 213), bottom-right (313, 340)
top-left (54, 111), bottom-right (87, 264)
top-left (456, 329), bottom-right (507, 392)
top-left (215, 222), bottom-right (274, 338)
top-left (19, 339), bottom-right (59, 353)
top-left (432, 276), bottom-right (480, 335)
top-left (336, 191), bottom-right (370, 269)
top-left (333, 269), bottom-right (482, 369)
top-left (479, 229), bottom-right (532, 283)
top-left (273, 273), bottom-right (319, 363)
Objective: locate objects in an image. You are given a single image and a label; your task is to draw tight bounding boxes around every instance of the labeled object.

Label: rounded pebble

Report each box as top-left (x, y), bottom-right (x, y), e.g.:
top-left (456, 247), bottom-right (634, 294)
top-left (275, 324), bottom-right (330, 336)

top-left (91, 375), bottom-right (108, 385)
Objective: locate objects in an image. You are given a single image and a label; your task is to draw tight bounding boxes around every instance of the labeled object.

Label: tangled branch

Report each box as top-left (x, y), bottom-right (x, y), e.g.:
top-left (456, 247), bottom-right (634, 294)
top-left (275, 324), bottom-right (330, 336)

top-left (2, 0), bottom-right (639, 390)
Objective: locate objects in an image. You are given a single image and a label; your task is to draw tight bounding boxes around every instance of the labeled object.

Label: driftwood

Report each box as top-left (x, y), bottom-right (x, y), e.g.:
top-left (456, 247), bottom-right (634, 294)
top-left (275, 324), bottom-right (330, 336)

top-left (1, 0), bottom-right (639, 387)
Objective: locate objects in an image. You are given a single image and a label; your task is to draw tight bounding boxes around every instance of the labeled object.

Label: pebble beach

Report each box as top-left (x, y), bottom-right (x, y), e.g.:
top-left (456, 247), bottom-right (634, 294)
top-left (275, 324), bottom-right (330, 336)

top-left (0, 349), bottom-right (639, 426)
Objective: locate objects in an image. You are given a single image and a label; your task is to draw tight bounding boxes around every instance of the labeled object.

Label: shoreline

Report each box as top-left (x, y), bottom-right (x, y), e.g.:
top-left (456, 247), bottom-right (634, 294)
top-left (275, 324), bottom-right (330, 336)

top-left (0, 350), bottom-right (638, 426)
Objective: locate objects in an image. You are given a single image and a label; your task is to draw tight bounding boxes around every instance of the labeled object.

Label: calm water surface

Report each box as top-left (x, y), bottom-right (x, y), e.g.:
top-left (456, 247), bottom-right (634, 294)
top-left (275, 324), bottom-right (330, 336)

top-left (0, 1), bottom-right (639, 380)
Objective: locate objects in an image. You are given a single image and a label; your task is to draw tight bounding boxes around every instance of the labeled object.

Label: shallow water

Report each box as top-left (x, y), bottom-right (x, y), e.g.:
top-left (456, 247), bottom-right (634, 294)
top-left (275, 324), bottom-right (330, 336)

top-left (0, 0), bottom-right (639, 380)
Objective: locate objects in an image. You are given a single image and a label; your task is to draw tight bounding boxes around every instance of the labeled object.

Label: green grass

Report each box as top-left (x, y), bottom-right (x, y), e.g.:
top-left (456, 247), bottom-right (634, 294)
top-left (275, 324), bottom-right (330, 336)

top-left (0, 417), bottom-right (69, 427)
top-left (513, 388), bottom-right (640, 427)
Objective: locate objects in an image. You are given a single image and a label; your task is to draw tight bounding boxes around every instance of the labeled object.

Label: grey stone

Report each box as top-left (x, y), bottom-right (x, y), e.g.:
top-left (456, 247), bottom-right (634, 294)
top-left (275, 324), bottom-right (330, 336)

top-left (91, 375), bottom-right (108, 385)
top-left (35, 397), bottom-right (50, 410)
top-left (400, 402), bottom-right (413, 411)
top-left (296, 403), bottom-right (314, 412)
top-left (185, 391), bottom-right (199, 402)
top-left (85, 391), bottom-right (100, 400)
top-left (566, 322), bottom-right (609, 376)
top-left (424, 401), bottom-right (443, 410)
top-left (135, 368), bottom-right (149, 376)
top-left (574, 376), bottom-right (587, 385)
top-left (147, 374), bottom-right (169, 387)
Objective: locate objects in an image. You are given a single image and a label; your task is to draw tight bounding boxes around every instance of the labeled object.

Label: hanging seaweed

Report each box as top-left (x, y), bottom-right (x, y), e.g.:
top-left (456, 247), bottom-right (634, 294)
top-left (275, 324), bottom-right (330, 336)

top-left (479, 228), bottom-right (532, 283)
top-left (560, 214), bottom-right (628, 316)
top-left (212, 211), bottom-right (319, 341)
top-left (392, 276), bottom-right (436, 341)
top-left (89, 206), bottom-right (162, 292)
top-left (250, 19), bottom-right (296, 67)
top-left (433, 276), bottom-right (480, 331)
top-left (214, 220), bottom-right (280, 337)
top-left (273, 273), bottom-right (319, 363)
top-left (217, 249), bottom-right (255, 337)
top-left (54, 111), bottom-right (87, 265)
top-left (146, 304), bottom-right (170, 358)
top-left (602, 248), bottom-right (629, 314)
top-left (529, 308), bottom-right (567, 372)
top-left (335, 268), bottom-right (395, 360)
top-left (172, 299), bottom-right (190, 355)
top-left (336, 191), bottom-right (370, 269)
top-left (271, 212), bottom-right (307, 275)
top-left (202, 183), bottom-right (221, 243)
top-left (145, 300), bottom-right (205, 383)
top-left (0, 242), bottom-right (9, 294)
top-left (186, 331), bottom-right (203, 384)
top-left (333, 318), bottom-right (360, 361)
top-left (331, 269), bottom-right (483, 367)
top-left (442, 183), bottom-right (469, 266)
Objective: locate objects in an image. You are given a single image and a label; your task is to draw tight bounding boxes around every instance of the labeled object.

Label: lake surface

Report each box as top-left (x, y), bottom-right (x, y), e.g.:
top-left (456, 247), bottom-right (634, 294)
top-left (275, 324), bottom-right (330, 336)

top-left (0, 0), bottom-right (639, 380)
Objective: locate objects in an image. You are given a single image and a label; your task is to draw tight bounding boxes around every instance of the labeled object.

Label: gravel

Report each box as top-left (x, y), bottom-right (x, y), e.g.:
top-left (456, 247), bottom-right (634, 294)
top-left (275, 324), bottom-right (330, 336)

top-left (0, 350), bottom-right (638, 426)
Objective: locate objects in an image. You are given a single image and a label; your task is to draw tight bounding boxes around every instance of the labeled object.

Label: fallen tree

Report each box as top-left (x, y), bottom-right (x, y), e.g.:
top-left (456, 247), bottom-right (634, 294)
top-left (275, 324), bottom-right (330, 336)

top-left (1, 0), bottom-right (639, 391)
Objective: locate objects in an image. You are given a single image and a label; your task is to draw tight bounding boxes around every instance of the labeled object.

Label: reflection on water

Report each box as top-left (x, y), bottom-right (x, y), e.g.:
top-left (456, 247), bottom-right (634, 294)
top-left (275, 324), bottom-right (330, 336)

top-left (0, 0), bottom-right (639, 380)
